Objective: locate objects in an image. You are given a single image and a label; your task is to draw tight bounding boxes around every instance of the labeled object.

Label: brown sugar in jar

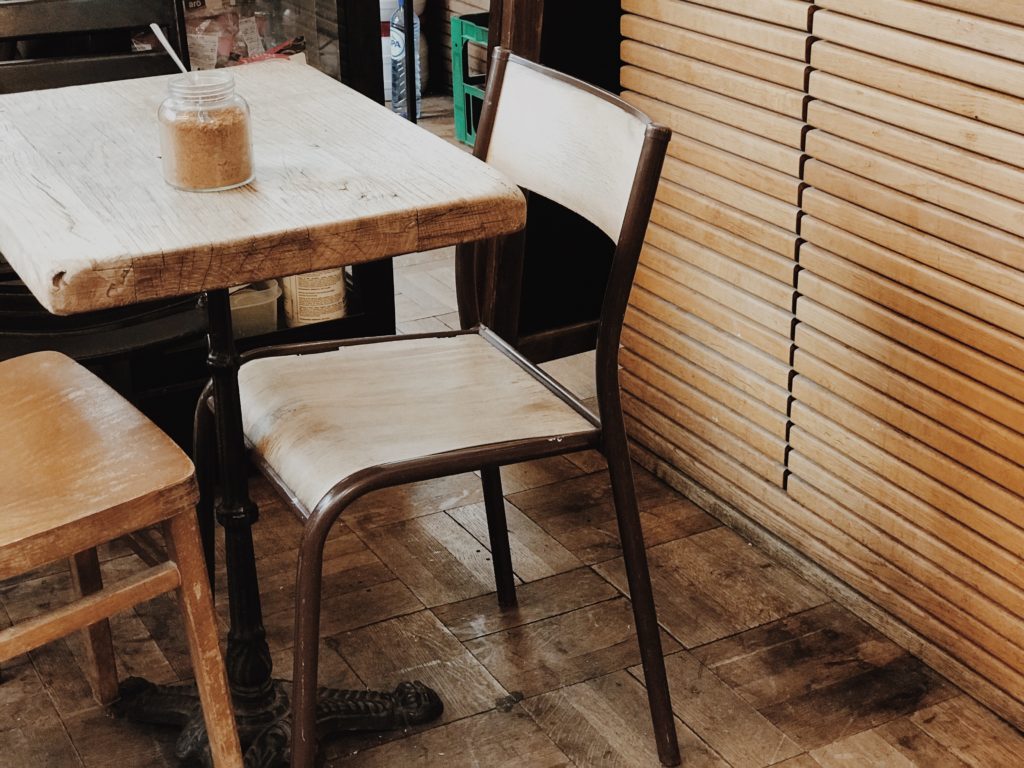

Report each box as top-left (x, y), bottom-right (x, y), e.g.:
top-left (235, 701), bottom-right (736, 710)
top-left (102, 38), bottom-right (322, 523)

top-left (158, 71), bottom-right (254, 192)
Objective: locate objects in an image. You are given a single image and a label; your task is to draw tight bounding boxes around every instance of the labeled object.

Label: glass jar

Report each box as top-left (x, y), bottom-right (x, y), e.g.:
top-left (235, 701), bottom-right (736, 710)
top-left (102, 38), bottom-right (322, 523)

top-left (158, 70), bottom-right (254, 192)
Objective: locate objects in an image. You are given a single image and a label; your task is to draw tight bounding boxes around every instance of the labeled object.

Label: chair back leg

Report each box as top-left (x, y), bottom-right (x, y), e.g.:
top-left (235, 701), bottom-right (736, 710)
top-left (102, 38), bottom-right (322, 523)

top-left (481, 465), bottom-right (517, 608)
top-left (604, 430), bottom-right (681, 767)
top-left (163, 512), bottom-right (244, 768)
top-left (69, 548), bottom-right (120, 705)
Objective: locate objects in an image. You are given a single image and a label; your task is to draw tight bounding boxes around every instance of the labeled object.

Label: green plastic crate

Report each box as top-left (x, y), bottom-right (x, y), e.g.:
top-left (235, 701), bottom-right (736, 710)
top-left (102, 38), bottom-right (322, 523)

top-left (451, 12), bottom-right (489, 147)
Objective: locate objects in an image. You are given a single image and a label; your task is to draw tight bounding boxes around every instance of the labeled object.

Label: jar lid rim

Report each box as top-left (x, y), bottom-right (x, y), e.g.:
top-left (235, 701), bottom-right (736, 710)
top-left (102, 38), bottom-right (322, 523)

top-left (168, 70), bottom-right (235, 99)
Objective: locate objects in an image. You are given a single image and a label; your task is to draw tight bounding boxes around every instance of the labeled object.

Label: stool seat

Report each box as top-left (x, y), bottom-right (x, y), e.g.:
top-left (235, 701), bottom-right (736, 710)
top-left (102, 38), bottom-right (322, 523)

top-left (0, 350), bottom-right (196, 580)
top-left (0, 351), bottom-right (241, 767)
top-left (239, 333), bottom-right (598, 514)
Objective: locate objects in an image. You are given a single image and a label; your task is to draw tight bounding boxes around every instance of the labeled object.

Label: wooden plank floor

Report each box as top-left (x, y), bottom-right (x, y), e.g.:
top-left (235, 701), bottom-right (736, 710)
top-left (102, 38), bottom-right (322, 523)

top-left (2, 98), bottom-right (1022, 767)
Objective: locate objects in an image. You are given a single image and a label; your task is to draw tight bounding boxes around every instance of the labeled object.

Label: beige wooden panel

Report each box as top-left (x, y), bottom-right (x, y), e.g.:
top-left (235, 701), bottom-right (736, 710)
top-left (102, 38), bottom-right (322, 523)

top-left (628, 413), bottom-right (1024, 708)
top-left (625, 309), bottom-right (792, 415)
top-left (923, 0), bottom-right (1024, 26)
top-left (801, 186), bottom-right (1024, 305)
top-left (805, 131), bottom-right (1024, 242)
top-left (797, 241), bottom-right (1024, 378)
top-left (792, 324), bottom-right (1024, 471)
top-left (621, 41), bottom-right (807, 118)
top-left (806, 100), bottom-right (1024, 205)
top-left (624, 92), bottom-right (805, 176)
top-left (795, 296), bottom-right (1024, 436)
top-left (787, 435), bottom-right (1024, 677)
top-left (623, 367), bottom-right (787, 467)
top-left (623, 390), bottom-right (785, 487)
top-left (621, 0), bottom-right (810, 60)
top-left (668, 135), bottom-right (802, 205)
top-left (797, 270), bottom-right (1024, 402)
top-left (801, 213), bottom-right (1024, 341)
top-left (808, 71), bottom-right (1024, 168)
top-left (816, 0), bottom-right (1024, 63)
top-left (622, 67), bottom-right (806, 148)
top-left (789, 414), bottom-right (1024, 626)
top-left (662, 157), bottom-right (801, 231)
top-left (794, 353), bottom-right (1024, 528)
top-left (630, 285), bottom-right (793, 388)
top-left (658, 178), bottom-right (799, 258)
top-left (810, 42), bottom-right (1024, 134)
top-left (652, 203), bottom-right (797, 284)
top-left (645, 227), bottom-right (796, 310)
top-left (622, 328), bottom-right (790, 436)
top-left (637, 262), bottom-right (794, 361)
top-left (669, 0), bottom-right (811, 29)
top-left (812, 10), bottom-right (1024, 99)
top-left (621, 14), bottom-right (809, 90)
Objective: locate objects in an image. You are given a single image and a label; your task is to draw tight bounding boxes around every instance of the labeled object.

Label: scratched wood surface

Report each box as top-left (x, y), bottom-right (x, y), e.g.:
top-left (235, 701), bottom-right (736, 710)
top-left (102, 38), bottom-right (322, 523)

top-left (0, 60), bottom-right (525, 315)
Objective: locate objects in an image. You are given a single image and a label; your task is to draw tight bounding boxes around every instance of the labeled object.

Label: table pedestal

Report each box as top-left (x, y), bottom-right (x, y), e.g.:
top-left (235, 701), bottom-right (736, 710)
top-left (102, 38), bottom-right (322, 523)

top-left (115, 289), bottom-right (442, 766)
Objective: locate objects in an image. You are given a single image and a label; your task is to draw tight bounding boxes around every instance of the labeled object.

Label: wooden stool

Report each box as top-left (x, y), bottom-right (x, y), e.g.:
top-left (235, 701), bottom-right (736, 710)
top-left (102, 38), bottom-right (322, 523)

top-left (0, 351), bottom-right (243, 768)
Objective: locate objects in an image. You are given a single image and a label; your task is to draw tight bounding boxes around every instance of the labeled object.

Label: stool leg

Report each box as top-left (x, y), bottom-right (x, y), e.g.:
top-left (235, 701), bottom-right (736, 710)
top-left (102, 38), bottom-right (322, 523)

top-left (164, 513), bottom-right (243, 768)
top-left (69, 548), bottom-right (119, 705)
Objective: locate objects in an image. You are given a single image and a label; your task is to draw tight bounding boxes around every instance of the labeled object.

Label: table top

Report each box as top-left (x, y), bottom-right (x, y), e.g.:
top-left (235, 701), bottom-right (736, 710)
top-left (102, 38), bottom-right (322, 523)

top-left (0, 60), bottom-right (526, 315)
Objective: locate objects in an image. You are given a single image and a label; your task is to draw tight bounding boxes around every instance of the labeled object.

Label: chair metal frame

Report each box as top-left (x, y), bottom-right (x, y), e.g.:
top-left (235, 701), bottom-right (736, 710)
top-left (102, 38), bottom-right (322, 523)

top-left (197, 48), bottom-right (679, 767)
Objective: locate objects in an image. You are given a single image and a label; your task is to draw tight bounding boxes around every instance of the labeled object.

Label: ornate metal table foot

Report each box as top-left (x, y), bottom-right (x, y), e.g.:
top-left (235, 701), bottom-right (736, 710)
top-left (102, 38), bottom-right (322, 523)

top-left (114, 677), bottom-right (443, 767)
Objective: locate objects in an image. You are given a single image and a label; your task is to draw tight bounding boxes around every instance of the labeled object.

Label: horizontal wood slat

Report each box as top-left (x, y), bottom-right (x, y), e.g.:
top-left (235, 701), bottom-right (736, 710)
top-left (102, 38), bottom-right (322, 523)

top-left (809, 42), bottom-right (1024, 134)
top-left (621, 0), bottom-right (810, 60)
top-left (624, 92), bottom-right (805, 176)
top-left (625, 309), bottom-right (792, 415)
top-left (812, 10), bottom-right (1024, 99)
top-left (792, 347), bottom-right (1024, 504)
top-left (807, 70), bottom-right (1024, 168)
top-left (622, 67), bottom-right (807, 148)
top-left (805, 130), bottom-right (1024, 242)
top-left (621, 15), bottom-right (809, 90)
top-left (815, 0), bottom-right (1024, 64)
top-left (621, 41), bottom-right (808, 117)
top-left (806, 100), bottom-right (1024, 205)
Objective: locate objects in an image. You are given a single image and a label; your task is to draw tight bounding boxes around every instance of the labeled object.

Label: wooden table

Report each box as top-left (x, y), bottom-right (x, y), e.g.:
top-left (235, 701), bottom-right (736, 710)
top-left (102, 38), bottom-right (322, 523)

top-left (0, 59), bottom-right (525, 762)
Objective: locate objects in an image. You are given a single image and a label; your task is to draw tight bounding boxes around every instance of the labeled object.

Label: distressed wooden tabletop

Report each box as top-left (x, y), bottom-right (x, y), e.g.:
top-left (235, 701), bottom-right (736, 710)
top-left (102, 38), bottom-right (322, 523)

top-left (0, 60), bottom-right (526, 315)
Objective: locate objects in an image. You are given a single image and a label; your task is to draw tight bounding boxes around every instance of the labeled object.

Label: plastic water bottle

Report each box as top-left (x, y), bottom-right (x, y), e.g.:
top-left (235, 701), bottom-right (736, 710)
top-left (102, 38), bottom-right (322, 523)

top-left (390, 0), bottom-right (421, 119)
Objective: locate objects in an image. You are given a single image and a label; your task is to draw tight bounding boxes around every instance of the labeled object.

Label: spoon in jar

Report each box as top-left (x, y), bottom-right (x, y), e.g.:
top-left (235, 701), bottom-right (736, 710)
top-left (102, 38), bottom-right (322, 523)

top-left (149, 23), bottom-right (189, 75)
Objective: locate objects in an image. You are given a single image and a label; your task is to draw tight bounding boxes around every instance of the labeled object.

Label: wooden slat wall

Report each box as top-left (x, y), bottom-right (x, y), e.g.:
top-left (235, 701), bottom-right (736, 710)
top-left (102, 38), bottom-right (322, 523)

top-left (621, 0), bottom-right (1024, 727)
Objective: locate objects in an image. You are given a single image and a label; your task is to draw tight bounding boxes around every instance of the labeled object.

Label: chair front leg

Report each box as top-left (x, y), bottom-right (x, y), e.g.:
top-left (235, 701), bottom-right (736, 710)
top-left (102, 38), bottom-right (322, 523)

top-left (291, 520), bottom-right (331, 768)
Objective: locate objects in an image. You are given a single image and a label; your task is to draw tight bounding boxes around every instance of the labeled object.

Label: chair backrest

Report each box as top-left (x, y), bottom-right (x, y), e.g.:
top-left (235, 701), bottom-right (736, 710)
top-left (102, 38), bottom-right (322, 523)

top-left (465, 48), bottom-right (670, 413)
top-left (0, 0), bottom-right (188, 94)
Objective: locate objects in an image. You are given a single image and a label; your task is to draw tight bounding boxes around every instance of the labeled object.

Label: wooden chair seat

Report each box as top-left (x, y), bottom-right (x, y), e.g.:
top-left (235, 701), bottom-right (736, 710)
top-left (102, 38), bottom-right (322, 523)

top-left (0, 351), bottom-right (242, 767)
top-left (0, 351), bottom-right (196, 581)
top-left (239, 332), bottom-right (598, 514)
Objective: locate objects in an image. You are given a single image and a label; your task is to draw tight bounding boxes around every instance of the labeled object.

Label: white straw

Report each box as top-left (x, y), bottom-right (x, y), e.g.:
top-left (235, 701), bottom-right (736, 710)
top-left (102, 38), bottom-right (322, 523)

top-left (149, 22), bottom-right (189, 75)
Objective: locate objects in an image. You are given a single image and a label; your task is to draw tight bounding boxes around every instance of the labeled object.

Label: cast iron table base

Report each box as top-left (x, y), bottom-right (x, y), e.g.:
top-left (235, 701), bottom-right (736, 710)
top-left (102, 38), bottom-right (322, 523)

top-left (113, 290), bottom-right (441, 765)
top-left (115, 677), bottom-right (442, 767)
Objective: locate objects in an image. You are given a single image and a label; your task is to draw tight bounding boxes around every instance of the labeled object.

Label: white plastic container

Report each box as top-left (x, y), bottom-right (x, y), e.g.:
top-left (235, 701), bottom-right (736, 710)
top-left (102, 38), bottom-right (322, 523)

top-left (230, 280), bottom-right (281, 338)
top-left (281, 268), bottom-right (347, 327)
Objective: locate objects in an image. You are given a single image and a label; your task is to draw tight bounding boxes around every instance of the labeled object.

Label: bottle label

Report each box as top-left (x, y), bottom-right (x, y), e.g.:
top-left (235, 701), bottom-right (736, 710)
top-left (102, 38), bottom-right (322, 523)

top-left (391, 28), bottom-right (406, 60)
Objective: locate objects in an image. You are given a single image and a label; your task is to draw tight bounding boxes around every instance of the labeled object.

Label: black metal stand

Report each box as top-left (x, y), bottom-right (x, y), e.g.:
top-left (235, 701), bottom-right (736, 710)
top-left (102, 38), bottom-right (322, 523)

top-left (116, 290), bottom-right (442, 767)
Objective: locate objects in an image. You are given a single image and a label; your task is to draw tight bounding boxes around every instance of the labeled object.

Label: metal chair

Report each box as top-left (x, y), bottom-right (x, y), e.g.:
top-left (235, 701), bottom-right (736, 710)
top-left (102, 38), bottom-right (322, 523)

top-left (231, 48), bottom-right (679, 767)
